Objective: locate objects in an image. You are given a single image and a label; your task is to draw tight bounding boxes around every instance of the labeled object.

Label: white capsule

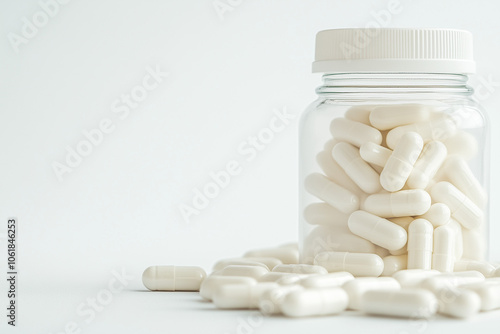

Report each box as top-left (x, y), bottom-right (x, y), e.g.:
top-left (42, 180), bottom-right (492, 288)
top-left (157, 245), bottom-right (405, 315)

top-left (382, 255), bottom-right (408, 276)
top-left (442, 131), bottom-right (478, 160)
top-left (432, 226), bottom-right (455, 273)
top-left (430, 181), bottom-right (483, 229)
top-left (359, 142), bottom-right (392, 167)
top-left (212, 282), bottom-right (279, 309)
top-left (344, 105), bottom-right (373, 125)
top-left (281, 288), bottom-right (349, 317)
top-left (417, 203), bottom-right (450, 227)
top-left (342, 277), bottom-right (401, 310)
top-left (420, 271), bottom-right (485, 293)
top-left (303, 202), bottom-right (350, 229)
top-left (392, 269), bottom-right (441, 288)
top-left (348, 210), bottom-right (407, 251)
top-left (258, 284), bottom-right (304, 315)
top-left (380, 132), bottom-right (423, 192)
top-left (363, 190), bottom-right (431, 217)
top-left (434, 287), bottom-right (481, 318)
top-left (330, 118), bottom-right (382, 147)
top-left (272, 264), bottom-right (328, 275)
top-left (300, 272), bottom-right (355, 288)
top-left (275, 274), bottom-right (307, 286)
top-left (314, 251), bottom-right (384, 277)
top-left (212, 259), bottom-right (270, 272)
top-left (462, 229), bottom-right (485, 261)
top-left (462, 283), bottom-right (500, 311)
top-left (212, 265), bottom-right (269, 279)
top-left (455, 260), bottom-right (496, 277)
top-left (407, 219), bottom-right (433, 270)
top-left (301, 226), bottom-right (377, 264)
top-left (386, 116), bottom-right (457, 149)
top-left (199, 276), bottom-right (257, 301)
top-left (407, 141), bottom-right (447, 189)
top-left (361, 289), bottom-right (438, 318)
top-left (316, 151), bottom-right (364, 197)
top-left (448, 219), bottom-right (463, 260)
top-left (244, 247), bottom-right (299, 264)
top-left (440, 157), bottom-right (487, 208)
top-left (142, 265), bottom-right (206, 291)
top-left (332, 142), bottom-right (382, 194)
top-left (369, 104), bottom-right (431, 130)
top-left (258, 272), bottom-right (297, 283)
top-left (304, 173), bottom-right (360, 214)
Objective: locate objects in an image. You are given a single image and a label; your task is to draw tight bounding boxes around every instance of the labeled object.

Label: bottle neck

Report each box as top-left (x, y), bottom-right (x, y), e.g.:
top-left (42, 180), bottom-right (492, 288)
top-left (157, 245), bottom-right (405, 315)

top-left (316, 73), bottom-right (473, 99)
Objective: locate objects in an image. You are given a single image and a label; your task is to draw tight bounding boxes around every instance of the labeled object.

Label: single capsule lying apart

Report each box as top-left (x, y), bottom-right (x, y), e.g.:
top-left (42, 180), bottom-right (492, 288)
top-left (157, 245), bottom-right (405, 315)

top-left (142, 266), bottom-right (206, 291)
top-left (360, 289), bottom-right (438, 318)
top-left (281, 287), bottom-right (349, 317)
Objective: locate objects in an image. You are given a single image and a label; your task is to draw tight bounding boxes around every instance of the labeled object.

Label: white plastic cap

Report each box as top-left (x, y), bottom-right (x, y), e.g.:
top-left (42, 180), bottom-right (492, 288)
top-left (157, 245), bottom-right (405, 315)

top-left (313, 28), bottom-right (475, 74)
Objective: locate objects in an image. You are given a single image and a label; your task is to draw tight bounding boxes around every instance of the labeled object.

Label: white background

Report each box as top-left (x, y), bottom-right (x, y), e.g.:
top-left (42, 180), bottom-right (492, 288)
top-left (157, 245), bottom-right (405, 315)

top-left (1, 0), bottom-right (500, 333)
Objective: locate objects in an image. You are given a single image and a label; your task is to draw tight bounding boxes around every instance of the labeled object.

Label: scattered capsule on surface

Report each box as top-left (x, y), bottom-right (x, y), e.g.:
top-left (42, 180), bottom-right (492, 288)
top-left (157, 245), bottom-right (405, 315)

top-left (142, 265), bottom-right (206, 291)
top-left (281, 288), bottom-right (349, 317)
top-left (342, 277), bottom-right (401, 310)
top-left (199, 276), bottom-right (257, 301)
top-left (212, 283), bottom-right (279, 309)
top-left (314, 251), bottom-right (384, 277)
top-left (361, 289), bottom-right (438, 318)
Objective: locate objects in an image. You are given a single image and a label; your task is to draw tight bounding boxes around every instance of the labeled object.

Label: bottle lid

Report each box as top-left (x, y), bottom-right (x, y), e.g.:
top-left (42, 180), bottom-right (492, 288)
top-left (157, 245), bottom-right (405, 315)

top-left (313, 28), bottom-right (475, 74)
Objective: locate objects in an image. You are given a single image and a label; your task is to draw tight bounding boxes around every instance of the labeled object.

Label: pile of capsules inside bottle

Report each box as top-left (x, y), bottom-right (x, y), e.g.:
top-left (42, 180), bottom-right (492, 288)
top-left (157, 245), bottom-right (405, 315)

top-left (142, 104), bottom-right (500, 318)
